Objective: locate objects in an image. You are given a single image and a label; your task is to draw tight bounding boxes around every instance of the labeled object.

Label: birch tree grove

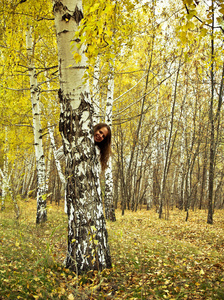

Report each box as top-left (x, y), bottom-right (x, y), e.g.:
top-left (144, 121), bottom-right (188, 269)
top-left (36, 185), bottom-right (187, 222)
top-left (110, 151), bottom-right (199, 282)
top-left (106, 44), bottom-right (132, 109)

top-left (53, 0), bottom-right (112, 272)
top-left (2, 0), bottom-right (224, 252)
top-left (26, 28), bottom-right (47, 224)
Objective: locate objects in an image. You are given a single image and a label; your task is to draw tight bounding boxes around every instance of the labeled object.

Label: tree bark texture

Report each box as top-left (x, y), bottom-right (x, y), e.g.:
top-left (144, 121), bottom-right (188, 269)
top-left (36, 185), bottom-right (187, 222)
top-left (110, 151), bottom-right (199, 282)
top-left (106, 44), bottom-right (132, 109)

top-left (104, 63), bottom-right (116, 221)
top-left (207, 2), bottom-right (215, 225)
top-left (53, 0), bottom-right (111, 273)
top-left (26, 28), bottom-right (47, 224)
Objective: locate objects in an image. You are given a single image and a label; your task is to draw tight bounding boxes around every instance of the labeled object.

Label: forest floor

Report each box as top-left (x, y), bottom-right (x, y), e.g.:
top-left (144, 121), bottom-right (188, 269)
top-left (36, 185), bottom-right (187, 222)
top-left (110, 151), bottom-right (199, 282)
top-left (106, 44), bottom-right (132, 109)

top-left (0, 200), bottom-right (224, 300)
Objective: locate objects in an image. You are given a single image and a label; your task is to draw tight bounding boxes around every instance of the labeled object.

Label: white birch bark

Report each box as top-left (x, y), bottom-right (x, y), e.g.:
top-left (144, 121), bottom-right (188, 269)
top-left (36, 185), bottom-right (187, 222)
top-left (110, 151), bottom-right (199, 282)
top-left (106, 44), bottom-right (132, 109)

top-left (1, 128), bottom-right (8, 210)
top-left (22, 160), bottom-right (28, 196)
top-left (0, 168), bottom-right (7, 205)
top-left (48, 123), bottom-right (66, 211)
top-left (27, 155), bottom-right (36, 198)
top-left (0, 167), bottom-right (7, 210)
top-left (26, 28), bottom-right (47, 224)
top-left (53, 0), bottom-right (111, 273)
top-left (177, 88), bottom-right (190, 210)
top-left (45, 139), bottom-right (52, 193)
top-left (14, 162), bottom-right (24, 196)
top-left (1, 127), bottom-right (11, 210)
top-left (158, 57), bottom-right (181, 218)
top-left (8, 179), bottom-right (20, 219)
top-left (22, 154), bottom-right (35, 198)
top-left (0, 165), bottom-right (20, 219)
top-left (48, 125), bottom-right (65, 186)
top-left (177, 103), bottom-right (186, 209)
top-left (92, 55), bottom-right (101, 125)
top-left (147, 92), bottom-right (159, 209)
top-left (104, 63), bottom-right (116, 221)
top-left (171, 165), bottom-right (177, 209)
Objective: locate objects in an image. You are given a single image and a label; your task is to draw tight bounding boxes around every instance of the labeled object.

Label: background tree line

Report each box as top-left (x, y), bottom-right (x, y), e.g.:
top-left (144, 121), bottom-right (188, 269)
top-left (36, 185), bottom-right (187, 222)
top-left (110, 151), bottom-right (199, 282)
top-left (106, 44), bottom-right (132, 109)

top-left (0, 0), bottom-right (224, 226)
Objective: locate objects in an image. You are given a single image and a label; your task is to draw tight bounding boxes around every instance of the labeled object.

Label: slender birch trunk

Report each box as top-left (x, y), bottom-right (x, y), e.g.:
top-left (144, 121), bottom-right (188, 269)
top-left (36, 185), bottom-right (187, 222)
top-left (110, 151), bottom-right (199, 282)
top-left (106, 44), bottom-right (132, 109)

top-left (48, 123), bottom-right (66, 210)
top-left (199, 137), bottom-right (208, 209)
top-left (27, 155), bottom-right (36, 198)
top-left (22, 154), bottom-right (35, 198)
top-left (1, 127), bottom-right (9, 210)
top-left (104, 63), bottom-right (116, 221)
top-left (148, 91), bottom-right (159, 210)
top-left (158, 58), bottom-right (181, 219)
top-left (45, 140), bottom-right (52, 193)
top-left (207, 2), bottom-right (224, 223)
top-left (1, 167), bottom-right (7, 211)
top-left (0, 143), bottom-right (20, 219)
top-left (177, 98), bottom-right (186, 210)
top-left (53, 0), bottom-right (111, 273)
top-left (26, 28), bottom-right (47, 224)
top-left (48, 124), bottom-right (66, 186)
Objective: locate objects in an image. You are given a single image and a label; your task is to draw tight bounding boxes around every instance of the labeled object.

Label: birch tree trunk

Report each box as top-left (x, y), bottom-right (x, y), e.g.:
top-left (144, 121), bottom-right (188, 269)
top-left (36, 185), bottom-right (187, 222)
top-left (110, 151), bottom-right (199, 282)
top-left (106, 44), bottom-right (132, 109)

top-left (1, 166), bottom-right (8, 211)
top-left (26, 28), bottom-right (47, 224)
top-left (45, 140), bottom-right (52, 193)
top-left (207, 0), bottom-right (224, 223)
top-left (147, 91), bottom-right (159, 210)
top-left (177, 96), bottom-right (186, 210)
top-left (1, 127), bottom-right (9, 210)
top-left (48, 123), bottom-right (66, 211)
top-left (104, 63), bottom-right (116, 221)
top-left (0, 128), bottom-right (20, 217)
top-left (53, 0), bottom-right (111, 273)
top-left (0, 168), bottom-right (20, 218)
top-left (92, 55), bottom-right (101, 125)
top-left (22, 154), bottom-right (35, 198)
top-left (158, 58), bottom-right (181, 219)
top-left (48, 124), bottom-right (66, 186)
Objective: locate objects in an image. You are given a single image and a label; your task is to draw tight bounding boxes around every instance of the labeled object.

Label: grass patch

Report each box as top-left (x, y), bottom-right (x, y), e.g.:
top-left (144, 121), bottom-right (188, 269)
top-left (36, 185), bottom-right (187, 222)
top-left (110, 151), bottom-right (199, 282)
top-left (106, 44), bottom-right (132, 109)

top-left (1, 200), bottom-right (224, 299)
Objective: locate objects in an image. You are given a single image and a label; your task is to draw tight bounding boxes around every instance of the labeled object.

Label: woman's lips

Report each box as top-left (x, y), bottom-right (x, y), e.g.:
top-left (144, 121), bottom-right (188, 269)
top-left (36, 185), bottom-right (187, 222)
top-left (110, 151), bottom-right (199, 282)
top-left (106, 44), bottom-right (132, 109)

top-left (95, 135), bottom-right (100, 141)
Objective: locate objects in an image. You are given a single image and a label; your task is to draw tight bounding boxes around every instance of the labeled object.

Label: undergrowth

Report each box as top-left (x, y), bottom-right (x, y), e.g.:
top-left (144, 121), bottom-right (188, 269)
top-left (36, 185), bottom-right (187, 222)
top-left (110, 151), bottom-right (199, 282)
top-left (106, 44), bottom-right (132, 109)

top-left (0, 200), bottom-right (224, 299)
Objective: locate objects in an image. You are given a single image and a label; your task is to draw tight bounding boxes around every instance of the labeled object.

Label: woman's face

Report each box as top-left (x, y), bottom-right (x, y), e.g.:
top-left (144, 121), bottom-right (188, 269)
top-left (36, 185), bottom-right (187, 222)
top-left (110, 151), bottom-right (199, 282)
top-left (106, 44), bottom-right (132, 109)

top-left (94, 126), bottom-right (108, 143)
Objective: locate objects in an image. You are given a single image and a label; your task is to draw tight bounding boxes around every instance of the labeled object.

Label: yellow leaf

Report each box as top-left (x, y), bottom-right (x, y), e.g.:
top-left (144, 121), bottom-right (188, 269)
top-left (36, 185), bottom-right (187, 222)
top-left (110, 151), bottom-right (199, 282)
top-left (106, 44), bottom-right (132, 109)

top-left (199, 269), bottom-right (205, 275)
top-left (68, 294), bottom-right (75, 300)
top-left (73, 53), bottom-right (82, 63)
top-left (33, 277), bottom-right (40, 282)
top-left (200, 28), bottom-right (208, 37)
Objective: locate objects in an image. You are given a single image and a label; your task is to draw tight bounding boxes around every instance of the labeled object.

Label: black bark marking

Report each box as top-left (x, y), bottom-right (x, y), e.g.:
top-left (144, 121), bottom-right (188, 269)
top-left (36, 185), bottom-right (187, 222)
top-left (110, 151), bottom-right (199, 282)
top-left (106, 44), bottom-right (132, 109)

top-left (53, 1), bottom-right (67, 13)
top-left (73, 5), bottom-right (84, 24)
top-left (58, 88), bottom-right (63, 103)
top-left (58, 30), bottom-right (69, 35)
top-left (60, 88), bottom-right (111, 272)
top-left (62, 12), bottom-right (71, 22)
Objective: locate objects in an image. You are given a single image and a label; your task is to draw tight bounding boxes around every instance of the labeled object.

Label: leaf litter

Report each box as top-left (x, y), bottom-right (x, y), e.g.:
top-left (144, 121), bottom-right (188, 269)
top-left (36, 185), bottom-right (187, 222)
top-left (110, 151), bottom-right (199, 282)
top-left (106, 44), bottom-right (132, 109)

top-left (0, 201), bottom-right (224, 299)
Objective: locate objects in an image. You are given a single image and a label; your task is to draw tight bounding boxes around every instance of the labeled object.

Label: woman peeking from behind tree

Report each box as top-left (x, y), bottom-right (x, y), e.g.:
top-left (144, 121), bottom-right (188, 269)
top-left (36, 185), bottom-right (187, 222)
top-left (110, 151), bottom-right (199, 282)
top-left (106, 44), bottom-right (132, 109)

top-left (94, 123), bottom-right (111, 172)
